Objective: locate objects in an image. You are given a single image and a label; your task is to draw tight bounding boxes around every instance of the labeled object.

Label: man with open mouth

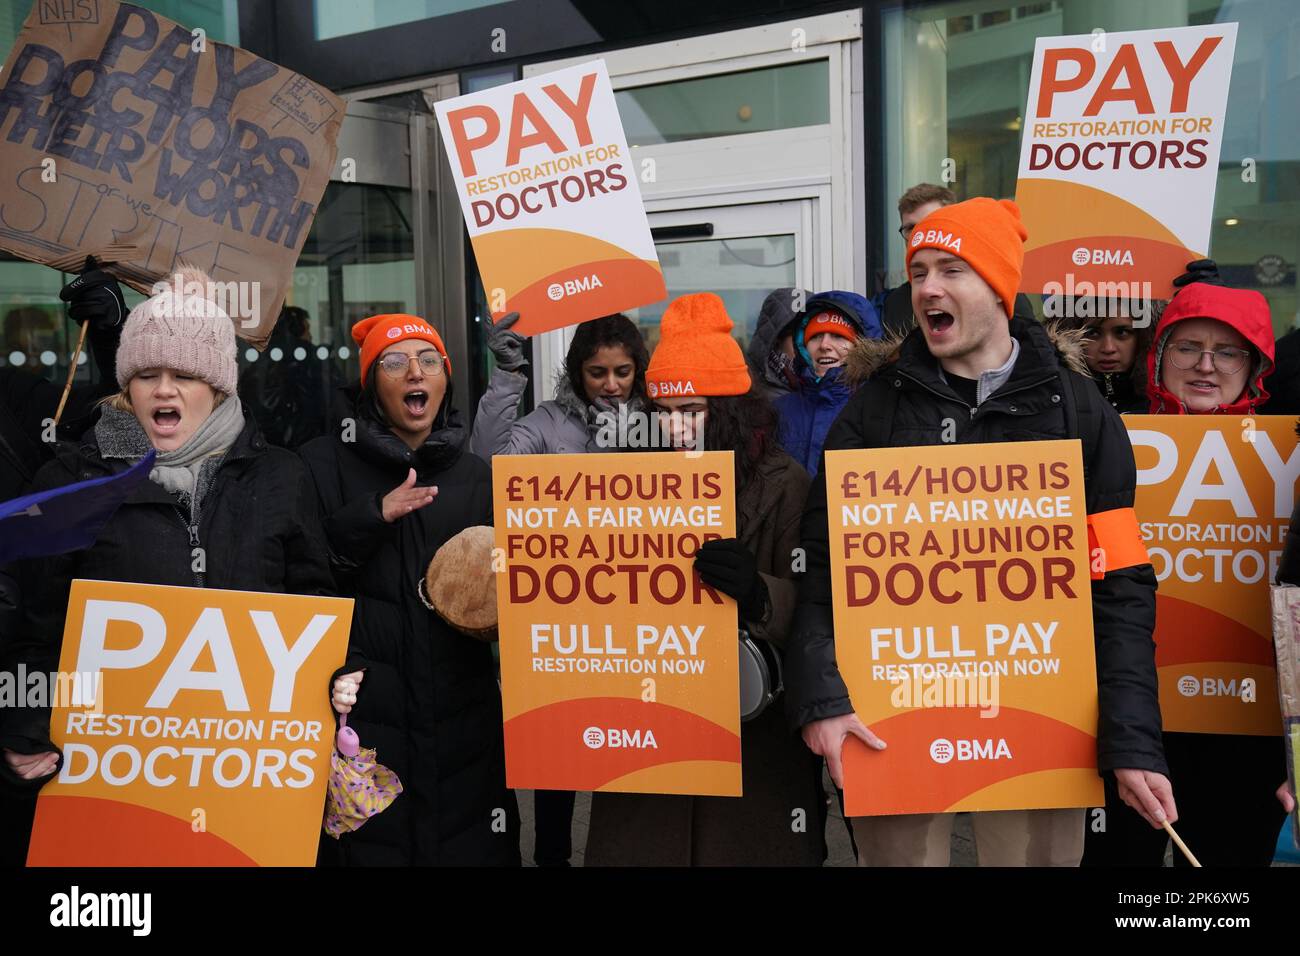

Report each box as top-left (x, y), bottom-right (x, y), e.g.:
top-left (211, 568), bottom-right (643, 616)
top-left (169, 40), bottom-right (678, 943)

top-left (787, 197), bottom-right (1171, 868)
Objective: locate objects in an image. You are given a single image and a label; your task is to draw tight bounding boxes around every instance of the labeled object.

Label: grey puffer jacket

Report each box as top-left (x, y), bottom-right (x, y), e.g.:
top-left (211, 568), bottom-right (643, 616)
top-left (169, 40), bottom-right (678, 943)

top-left (470, 369), bottom-right (599, 458)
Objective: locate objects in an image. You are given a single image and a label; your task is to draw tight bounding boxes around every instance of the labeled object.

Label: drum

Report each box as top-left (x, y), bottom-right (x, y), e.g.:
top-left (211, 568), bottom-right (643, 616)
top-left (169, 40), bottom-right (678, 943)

top-left (738, 629), bottom-right (783, 722)
top-left (421, 525), bottom-right (498, 640)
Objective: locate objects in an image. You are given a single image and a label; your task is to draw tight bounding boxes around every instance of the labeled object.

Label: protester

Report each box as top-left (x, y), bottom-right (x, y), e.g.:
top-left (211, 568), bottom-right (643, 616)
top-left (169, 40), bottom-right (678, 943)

top-left (470, 310), bottom-right (650, 865)
top-left (746, 287), bottom-right (811, 399)
top-left (0, 260), bottom-right (125, 503)
top-left (584, 292), bottom-right (826, 866)
top-left (775, 291), bottom-right (882, 474)
top-left (1082, 276), bottom-right (1287, 867)
top-left (239, 305), bottom-right (340, 450)
top-left (300, 313), bottom-right (519, 866)
top-left (880, 184), bottom-right (955, 338)
top-left (470, 311), bottom-right (648, 458)
top-left (0, 266), bottom-right (334, 862)
top-left (1272, 418), bottom-right (1300, 822)
top-left (1284, 444), bottom-right (1300, 588)
top-left (1057, 305), bottom-right (1152, 414)
top-left (787, 198), bottom-right (1172, 867)
top-left (1260, 327), bottom-right (1300, 416)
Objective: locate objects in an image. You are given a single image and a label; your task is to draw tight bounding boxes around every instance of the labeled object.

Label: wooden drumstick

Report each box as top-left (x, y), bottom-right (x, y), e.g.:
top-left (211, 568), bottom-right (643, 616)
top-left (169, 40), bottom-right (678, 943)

top-left (1162, 820), bottom-right (1202, 867)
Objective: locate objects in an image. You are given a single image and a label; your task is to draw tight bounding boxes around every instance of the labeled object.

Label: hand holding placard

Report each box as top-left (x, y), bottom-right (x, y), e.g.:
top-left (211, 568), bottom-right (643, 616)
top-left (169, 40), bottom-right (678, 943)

top-left (800, 713), bottom-right (887, 790)
top-left (2, 749), bottom-right (59, 782)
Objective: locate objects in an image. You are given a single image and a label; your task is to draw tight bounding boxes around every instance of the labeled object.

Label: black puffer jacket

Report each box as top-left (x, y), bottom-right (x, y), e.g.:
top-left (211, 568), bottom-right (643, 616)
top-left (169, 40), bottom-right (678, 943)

top-left (785, 316), bottom-right (1167, 776)
top-left (1092, 370), bottom-right (1147, 415)
top-left (299, 389), bottom-right (519, 866)
top-left (0, 415), bottom-right (335, 785)
top-left (1278, 458), bottom-right (1300, 586)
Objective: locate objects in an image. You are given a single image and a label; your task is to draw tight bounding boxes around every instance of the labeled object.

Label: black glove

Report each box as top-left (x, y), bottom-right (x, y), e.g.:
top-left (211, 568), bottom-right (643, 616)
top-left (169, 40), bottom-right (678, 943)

top-left (486, 310), bottom-right (527, 372)
top-left (694, 537), bottom-right (767, 621)
top-left (59, 256), bottom-right (126, 330)
top-left (1172, 258), bottom-right (1223, 290)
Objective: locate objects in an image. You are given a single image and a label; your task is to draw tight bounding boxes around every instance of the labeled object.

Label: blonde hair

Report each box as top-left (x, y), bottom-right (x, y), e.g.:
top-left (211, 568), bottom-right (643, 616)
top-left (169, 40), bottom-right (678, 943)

top-left (101, 381), bottom-right (227, 412)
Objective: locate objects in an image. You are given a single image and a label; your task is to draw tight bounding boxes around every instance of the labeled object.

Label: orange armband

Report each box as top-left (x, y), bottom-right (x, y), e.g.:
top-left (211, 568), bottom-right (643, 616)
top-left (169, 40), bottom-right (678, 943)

top-left (1086, 507), bottom-right (1149, 580)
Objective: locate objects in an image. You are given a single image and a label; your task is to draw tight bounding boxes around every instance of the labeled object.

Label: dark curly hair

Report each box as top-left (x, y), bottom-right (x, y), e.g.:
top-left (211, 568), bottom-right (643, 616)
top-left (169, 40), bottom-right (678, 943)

top-left (564, 314), bottom-right (648, 402)
top-left (702, 385), bottom-right (781, 489)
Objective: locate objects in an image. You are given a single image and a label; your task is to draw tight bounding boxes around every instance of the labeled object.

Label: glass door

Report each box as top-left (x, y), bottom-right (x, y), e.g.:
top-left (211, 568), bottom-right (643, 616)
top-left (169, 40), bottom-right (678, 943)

top-left (629, 200), bottom-right (815, 356)
top-left (531, 198), bottom-right (816, 399)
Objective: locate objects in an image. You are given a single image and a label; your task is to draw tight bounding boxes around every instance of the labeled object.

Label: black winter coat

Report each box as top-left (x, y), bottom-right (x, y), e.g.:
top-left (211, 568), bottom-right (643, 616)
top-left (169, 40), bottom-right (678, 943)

top-left (1279, 493), bottom-right (1300, 586)
top-left (0, 416), bottom-right (335, 787)
top-left (299, 391), bottom-right (520, 866)
top-left (785, 317), bottom-right (1168, 777)
top-left (1091, 370), bottom-right (1147, 415)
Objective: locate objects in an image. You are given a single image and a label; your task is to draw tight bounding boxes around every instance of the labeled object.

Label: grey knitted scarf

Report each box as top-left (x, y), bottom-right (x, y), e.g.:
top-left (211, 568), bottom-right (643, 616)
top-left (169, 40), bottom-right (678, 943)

top-left (95, 397), bottom-right (245, 520)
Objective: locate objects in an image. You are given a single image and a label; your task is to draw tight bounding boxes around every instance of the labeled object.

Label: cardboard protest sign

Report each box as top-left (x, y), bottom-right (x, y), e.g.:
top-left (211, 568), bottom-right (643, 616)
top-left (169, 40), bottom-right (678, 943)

top-left (1016, 24), bottom-right (1237, 300)
top-left (434, 60), bottom-right (666, 337)
top-left (0, 0), bottom-right (344, 346)
top-left (1129, 417), bottom-right (1297, 735)
top-left (27, 580), bottom-right (351, 866)
top-left (825, 442), bottom-right (1103, 816)
top-left (493, 452), bottom-right (740, 795)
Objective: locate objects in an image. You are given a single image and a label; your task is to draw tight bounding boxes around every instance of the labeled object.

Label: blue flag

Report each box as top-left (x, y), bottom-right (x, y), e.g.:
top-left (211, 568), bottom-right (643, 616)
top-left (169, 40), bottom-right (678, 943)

top-left (0, 452), bottom-right (156, 565)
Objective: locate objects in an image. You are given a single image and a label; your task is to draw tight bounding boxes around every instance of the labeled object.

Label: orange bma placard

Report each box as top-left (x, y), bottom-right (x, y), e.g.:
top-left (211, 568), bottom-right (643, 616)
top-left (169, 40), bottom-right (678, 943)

top-left (433, 60), bottom-right (667, 337)
top-left (825, 442), bottom-right (1103, 816)
top-left (27, 581), bottom-right (352, 866)
top-left (493, 452), bottom-right (740, 796)
top-left (1128, 416), bottom-right (1298, 735)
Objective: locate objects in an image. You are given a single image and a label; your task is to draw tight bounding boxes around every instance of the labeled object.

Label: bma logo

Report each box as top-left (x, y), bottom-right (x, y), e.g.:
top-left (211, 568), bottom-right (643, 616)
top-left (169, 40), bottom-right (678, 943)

top-left (911, 228), bottom-right (962, 252)
top-left (650, 380), bottom-right (696, 397)
top-left (1072, 247), bottom-right (1134, 266)
top-left (583, 727), bottom-right (658, 749)
top-left (547, 274), bottom-right (604, 301)
top-left (930, 737), bottom-right (1012, 762)
top-left (387, 323), bottom-right (432, 339)
top-left (1177, 675), bottom-right (1256, 700)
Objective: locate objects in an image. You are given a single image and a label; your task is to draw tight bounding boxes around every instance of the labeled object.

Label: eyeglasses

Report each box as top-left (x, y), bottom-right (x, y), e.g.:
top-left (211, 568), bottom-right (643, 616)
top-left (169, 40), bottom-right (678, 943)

top-left (898, 223), bottom-right (916, 240)
top-left (1166, 341), bottom-right (1250, 374)
top-left (378, 349), bottom-right (445, 378)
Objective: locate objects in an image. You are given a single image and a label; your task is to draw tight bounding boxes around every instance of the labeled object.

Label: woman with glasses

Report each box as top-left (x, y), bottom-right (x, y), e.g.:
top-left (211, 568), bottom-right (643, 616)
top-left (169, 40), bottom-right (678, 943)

top-left (300, 314), bottom-right (519, 866)
top-left (1083, 281), bottom-right (1286, 867)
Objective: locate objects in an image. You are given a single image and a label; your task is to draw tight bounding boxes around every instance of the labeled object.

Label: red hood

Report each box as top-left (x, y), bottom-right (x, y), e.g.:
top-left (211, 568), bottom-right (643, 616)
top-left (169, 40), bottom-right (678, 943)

top-left (1146, 283), bottom-right (1275, 414)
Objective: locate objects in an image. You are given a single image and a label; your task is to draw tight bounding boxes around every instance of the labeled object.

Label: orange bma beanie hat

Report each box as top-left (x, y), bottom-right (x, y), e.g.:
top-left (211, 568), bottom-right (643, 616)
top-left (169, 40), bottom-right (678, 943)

top-left (645, 293), bottom-right (752, 398)
top-left (905, 197), bottom-right (1029, 318)
top-left (351, 313), bottom-right (451, 386)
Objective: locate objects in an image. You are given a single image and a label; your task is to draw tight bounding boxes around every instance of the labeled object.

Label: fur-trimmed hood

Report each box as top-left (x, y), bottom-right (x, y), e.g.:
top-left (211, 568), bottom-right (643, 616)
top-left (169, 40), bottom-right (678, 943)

top-left (842, 319), bottom-right (1091, 387)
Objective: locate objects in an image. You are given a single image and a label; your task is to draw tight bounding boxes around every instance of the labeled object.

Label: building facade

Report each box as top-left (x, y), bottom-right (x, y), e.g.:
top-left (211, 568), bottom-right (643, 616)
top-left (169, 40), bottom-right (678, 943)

top-left (1, 0), bottom-right (1296, 436)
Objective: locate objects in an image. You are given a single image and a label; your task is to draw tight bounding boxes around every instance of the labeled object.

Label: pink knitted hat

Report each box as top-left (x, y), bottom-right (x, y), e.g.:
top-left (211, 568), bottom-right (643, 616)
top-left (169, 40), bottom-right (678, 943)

top-left (115, 264), bottom-right (238, 395)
